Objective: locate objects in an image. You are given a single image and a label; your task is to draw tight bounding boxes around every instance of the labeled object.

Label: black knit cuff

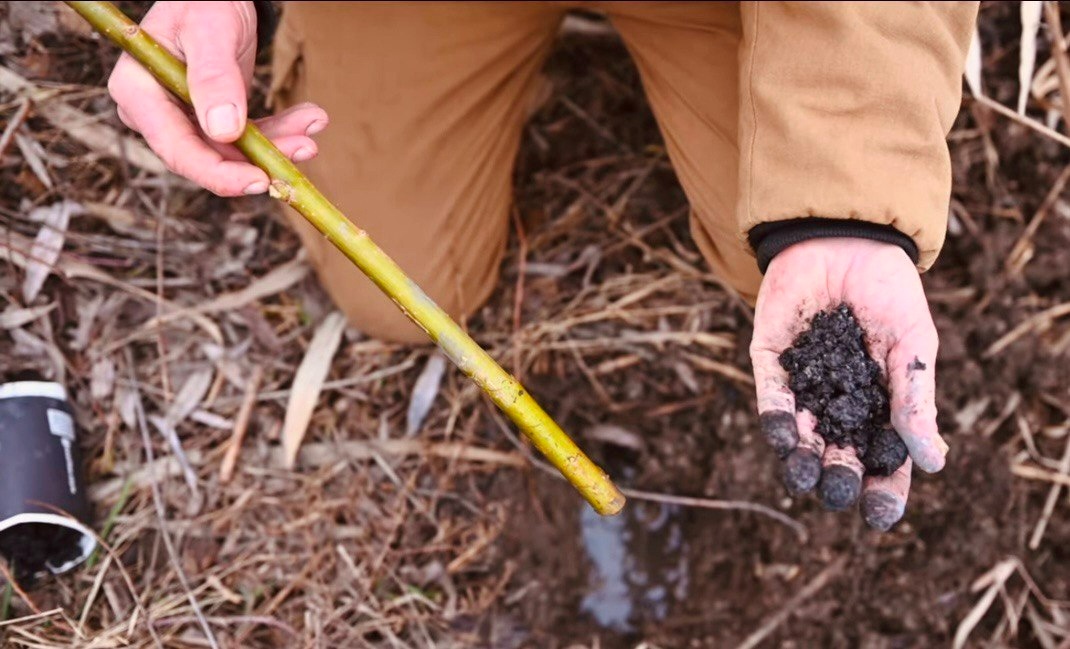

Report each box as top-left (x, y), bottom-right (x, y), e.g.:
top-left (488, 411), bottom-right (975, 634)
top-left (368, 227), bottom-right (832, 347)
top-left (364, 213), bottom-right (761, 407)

top-left (748, 218), bottom-right (919, 273)
top-left (252, 1), bottom-right (279, 56)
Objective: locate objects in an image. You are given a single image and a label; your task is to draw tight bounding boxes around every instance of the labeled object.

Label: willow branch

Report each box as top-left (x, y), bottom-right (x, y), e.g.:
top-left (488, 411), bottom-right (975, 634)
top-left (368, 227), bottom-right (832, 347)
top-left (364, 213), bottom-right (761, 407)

top-left (63, 1), bottom-right (624, 515)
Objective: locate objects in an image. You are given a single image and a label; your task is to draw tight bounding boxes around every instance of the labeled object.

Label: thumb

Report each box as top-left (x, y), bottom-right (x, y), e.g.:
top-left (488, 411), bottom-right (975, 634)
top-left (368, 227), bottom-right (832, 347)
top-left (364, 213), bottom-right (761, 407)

top-left (180, 2), bottom-right (257, 143)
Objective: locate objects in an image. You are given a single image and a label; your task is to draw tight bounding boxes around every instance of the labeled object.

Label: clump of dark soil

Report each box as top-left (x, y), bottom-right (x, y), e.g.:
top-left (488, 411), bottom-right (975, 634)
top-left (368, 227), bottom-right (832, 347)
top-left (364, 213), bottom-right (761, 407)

top-left (779, 304), bottom-right (908, 476)
top-left (0, 523), bottom-right (83, 584)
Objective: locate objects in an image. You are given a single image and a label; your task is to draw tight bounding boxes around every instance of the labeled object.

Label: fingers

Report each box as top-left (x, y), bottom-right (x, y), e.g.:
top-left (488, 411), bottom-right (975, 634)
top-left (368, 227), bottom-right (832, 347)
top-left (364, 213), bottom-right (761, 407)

top-left (131, 98), bottom-right (268, 196)
top-left (106, 4), bottom-right (267, 195)
top-left (818, 444), bottom-right (864, 511)
top-left (180, 2), bottom-right (257, 142)
top-left (888, 327), bottom-right (947, 474)
top-left (752, 346), bottom-right (798, 458)
top-left (256, 103), bottom-right (330, 139)
top-left (861, 458), bottom-right (912, 531)
top-left (782, 409), bottom-right (824, 495)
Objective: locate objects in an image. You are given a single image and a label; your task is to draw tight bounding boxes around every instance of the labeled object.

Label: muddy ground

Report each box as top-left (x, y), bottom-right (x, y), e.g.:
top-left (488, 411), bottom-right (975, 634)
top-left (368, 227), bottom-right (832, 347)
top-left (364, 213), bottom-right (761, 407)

top-left (0, 2), bottom-right (1068, 647)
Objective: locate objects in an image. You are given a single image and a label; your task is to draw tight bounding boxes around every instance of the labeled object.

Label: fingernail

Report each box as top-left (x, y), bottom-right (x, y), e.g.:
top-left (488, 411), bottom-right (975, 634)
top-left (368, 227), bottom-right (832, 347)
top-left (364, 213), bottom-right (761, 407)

top-left (243, 181), bottom-right (269, 195)
top-left (760, 410), bottom-right (798, 459)
top-left (861, 491), bottom-right (905, 532)
top-left (292, 147), bottom-right (315, 162)
top-left (819, 465), bottom-right (861, 511)
top-left (782, 448), bottom-right (821, 495)
top-left (305, 119), bottom-right (328, 136)
top-left (206, 103), bottom-right (240, 138)
top-left (937, 436), bottom-right (950, 457)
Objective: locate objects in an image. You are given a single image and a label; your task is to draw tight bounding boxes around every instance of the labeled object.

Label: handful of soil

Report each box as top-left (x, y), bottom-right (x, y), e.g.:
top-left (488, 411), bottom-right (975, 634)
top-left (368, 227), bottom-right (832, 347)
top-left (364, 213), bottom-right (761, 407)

top-left (779, 304), bottom-right (908, 476)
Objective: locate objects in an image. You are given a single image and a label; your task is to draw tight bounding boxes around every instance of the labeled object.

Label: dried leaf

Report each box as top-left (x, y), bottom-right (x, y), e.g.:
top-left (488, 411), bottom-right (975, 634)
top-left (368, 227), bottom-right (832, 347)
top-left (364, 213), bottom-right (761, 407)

top-left (22, 200), bottom-right (81, 302)
top-left (7, 2), bottom-right (92, 39)
top-left (282, 312), bottom-right (348, 468)
top-left (116, 386), bottom-right (137, 431)
top-left (90, 356), bottom-right (115, 401)
top-left (0, 225), bottom-right (223, 343)
top-left (9, 326), bottom-right (65, 381)
top-left (165, 368), bottom-right (214, 427)
top-left (14, 131), bottom-right (53, 189)
top-left (966, 26), bottom-right (984, 97)
top-left (148, 415), bottom-right (200, 498)
top-left (83, 202), bottom-right (154, 240)
top-left (406, 353), bottom-right (448, 436)
top-left (1018, 1), bottom-right (1043, 113)
top-left (0, 66), bottom-right (168, 175)
top-left (68, 293), bottom-right (106, 351)
top-left (0, 303), bottom-right (55, 329)
top-left (585, 424), bottom-right (644, 452)
top-left (142, 253), bottom-right (308, 330)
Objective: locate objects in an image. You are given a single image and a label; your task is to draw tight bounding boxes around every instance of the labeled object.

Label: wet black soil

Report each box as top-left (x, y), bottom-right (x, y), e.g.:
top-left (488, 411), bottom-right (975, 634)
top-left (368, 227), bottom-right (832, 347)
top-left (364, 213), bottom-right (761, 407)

top-left (0, 523), bottom-right (84, 584)
top-left (779, 304), bottom-right (908, 477)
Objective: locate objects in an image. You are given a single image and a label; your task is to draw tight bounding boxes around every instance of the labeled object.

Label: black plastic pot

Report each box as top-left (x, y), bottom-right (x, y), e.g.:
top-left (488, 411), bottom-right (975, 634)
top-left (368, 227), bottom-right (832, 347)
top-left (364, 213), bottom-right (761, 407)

top-left (0, 381), bottom-right (95, 579)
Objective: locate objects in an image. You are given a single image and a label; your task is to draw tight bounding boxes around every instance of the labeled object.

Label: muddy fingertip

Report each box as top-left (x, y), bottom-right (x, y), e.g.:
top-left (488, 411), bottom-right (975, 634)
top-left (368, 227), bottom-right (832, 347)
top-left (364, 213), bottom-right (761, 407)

top-left (861, 490), bottom-right (905, 532)
top-left (782, 447), bottom-right (821, 495)
top-left (760, 410), bottom-right (798, 459)
top-left (819, 465), bottom-right (861, 511)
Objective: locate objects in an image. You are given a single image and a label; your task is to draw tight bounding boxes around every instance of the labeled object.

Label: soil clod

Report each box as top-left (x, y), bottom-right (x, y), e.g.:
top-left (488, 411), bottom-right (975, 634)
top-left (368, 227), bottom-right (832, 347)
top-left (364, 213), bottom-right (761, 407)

top-left (779, 304), bottom-right (908, 477)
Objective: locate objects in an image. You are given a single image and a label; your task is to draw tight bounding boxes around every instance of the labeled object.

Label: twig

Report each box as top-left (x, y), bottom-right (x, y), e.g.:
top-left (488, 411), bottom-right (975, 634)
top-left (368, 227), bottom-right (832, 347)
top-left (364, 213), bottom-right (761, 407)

top-left (619, 488), bottom-right (808, 542)
top-left (1006, 164), bottom-right (1070, 275)
top-left (0, 562), bottom-right (40, 616)
top-left (0, 65), bottom-right (166, 174)
top-left (123, 349), bottom-right (220, 649)
top-left (511, 207), bottom-right (528, 380)
top-left (220, 366), bottom-right (263, 483)
top-left (1044, 2), bottom-right (1070, 128)
top-left (558, 94), bottom-right (630, 153)
top-left (1013, 462), bottom-right (1070, 488)
top-left (0, 225), bottom-right (224, 343)
top-left (1028, 431), bottom-right (1070, 549)
top-left (0, 608), bottom-right (63, 628)
top-left (91, 438), bottom-right (527, 502)
top-left (985, 302), bottom-right (1070, 357)
top-left (973, 93), bottom-right (1070, 149)
top-left (0, 98), bottom-right (30, 160)
top-left (152, 615), bottom-right (297, 636)
top-left (486, 408), bottom-right (808, 540)
top-left (734, 557), bottom-right (847, 649)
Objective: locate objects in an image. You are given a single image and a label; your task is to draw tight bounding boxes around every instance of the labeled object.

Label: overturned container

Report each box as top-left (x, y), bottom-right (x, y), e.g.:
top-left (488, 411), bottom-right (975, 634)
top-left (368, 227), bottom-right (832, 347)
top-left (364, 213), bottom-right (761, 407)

top-left (0, 381), bottom-right (96, 580)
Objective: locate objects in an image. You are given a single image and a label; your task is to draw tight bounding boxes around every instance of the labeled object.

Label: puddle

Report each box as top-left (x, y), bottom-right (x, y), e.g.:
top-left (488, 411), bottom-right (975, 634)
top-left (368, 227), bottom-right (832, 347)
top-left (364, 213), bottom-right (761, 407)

top-left (579, 494), bottom-right (690, 633)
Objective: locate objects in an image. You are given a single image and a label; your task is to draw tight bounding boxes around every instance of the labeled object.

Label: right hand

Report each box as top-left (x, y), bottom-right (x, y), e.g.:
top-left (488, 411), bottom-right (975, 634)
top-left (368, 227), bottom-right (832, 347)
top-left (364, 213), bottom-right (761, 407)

top-left (750, 239), bottom-right (946, 531)
top-left (108, 1), bottom-right (329, 197)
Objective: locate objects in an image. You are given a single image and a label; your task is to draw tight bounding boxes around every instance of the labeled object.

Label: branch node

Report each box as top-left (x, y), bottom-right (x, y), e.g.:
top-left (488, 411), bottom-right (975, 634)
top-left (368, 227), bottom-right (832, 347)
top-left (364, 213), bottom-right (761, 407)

top-left (269, 179), bottom-right (295, 204)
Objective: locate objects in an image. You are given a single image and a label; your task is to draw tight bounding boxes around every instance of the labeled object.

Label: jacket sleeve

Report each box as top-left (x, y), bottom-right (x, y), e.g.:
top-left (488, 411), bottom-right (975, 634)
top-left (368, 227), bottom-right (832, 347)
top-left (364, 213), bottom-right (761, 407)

top-left (738, 1), bottom-right (979, 271)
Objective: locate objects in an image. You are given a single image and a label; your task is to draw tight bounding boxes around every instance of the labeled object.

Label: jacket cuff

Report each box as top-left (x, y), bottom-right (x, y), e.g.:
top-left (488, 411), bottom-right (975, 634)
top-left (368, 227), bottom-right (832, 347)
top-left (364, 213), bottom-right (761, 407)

top-left (252, 1), bottom-right (279, 56)
top-left (748, 218), bottom-right (920, 273)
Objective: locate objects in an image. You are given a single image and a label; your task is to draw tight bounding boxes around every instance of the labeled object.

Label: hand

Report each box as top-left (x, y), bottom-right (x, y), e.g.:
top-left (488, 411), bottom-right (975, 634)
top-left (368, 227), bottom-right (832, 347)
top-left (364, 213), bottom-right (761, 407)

top-left (107, 1), bottom-right (328, 196)
top-left (749, 238), bottom-right (946, 531)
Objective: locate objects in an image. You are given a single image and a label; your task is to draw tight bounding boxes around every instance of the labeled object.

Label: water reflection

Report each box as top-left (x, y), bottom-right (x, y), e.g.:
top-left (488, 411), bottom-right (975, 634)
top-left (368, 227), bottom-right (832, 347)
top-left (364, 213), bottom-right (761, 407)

top-left (580, 498), bottom-right (689, 633)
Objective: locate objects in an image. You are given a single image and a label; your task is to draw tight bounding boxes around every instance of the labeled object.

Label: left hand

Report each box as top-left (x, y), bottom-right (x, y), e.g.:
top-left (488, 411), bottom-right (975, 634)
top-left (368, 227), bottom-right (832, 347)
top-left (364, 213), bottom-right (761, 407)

top-left (749, 238), bottom-right (947, 531)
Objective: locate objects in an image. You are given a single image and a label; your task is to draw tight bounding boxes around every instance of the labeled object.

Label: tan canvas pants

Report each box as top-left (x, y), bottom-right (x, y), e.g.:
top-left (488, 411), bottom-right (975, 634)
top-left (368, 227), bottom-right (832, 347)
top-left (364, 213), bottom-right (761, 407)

top-left (270, 2), bottom-right (976, 343)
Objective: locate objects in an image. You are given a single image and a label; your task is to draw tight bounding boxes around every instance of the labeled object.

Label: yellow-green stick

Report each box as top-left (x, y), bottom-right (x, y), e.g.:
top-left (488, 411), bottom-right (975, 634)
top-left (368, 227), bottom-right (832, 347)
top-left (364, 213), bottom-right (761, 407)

top-left (65, 0), bottom-right (625, 515)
